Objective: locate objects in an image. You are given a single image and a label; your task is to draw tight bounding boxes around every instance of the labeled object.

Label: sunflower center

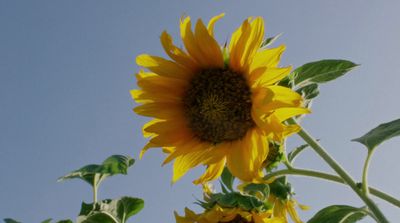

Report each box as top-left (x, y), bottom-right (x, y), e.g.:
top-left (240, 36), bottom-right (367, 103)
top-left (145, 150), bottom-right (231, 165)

top-left (183, 68), bottom-right (254, 144)
top-left (219, 215), bottom-right (254, 223)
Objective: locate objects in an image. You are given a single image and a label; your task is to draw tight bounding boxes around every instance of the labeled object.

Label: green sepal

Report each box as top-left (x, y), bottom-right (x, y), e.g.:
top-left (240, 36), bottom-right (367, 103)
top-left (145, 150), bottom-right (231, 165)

top-left (264, 142), bottom-right (284, 172)
top-left (243, 183), bottom-right (270, 199)
top-left (199, 192), bottom-right (269, 212)
top-left (58, 155), bottom-right (134, 187)
top-left (307, 205), bottom-right (367, 223)
top-left (220, 167), bottom-right (235, 192)
top-left (269, 177), bottom-right (293, 201)
top-left (261, 33), bottom-right (282, 48)
top-left (78, 196), bottom-right (144, 223)
top-left (352, 118), bottom-right (400, 151)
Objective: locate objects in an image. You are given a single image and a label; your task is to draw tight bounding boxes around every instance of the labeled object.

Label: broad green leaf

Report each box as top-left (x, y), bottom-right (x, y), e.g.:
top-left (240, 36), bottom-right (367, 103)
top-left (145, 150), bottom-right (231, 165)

top-left (58, 155), bottom-right (134, 187)
top-left (78, 213), bottom-right (117, 223)
top-left (78, 197), bottom-right (144, 223)
top-left (261, 33), bottom-right (282, 48)
top-left (4, 219), bottom-right (21, 223)
top-left (307, 205), bottom-right (367, 223)
top-left (56, 221), bottom-right (73, 223)
top-left (296, 83), bottom-right (319, 101)
top-left (243, 183), bottom-right (269, 199)
top-left (292, 59), bottom-right (358, 87)
top-left (220, 167), bottom-right (235, 191)
top-left (352, 118), bottom-right (400, 151)
top-left (41, 219), bottom-right (52, 223)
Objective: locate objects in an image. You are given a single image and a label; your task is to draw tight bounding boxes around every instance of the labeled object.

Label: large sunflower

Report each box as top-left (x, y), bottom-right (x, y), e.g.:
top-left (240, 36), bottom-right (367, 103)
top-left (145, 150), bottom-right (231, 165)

top-left (175, 206), bottom-right (284, 223)
top-left (132, 14), bottom-right (309, 184)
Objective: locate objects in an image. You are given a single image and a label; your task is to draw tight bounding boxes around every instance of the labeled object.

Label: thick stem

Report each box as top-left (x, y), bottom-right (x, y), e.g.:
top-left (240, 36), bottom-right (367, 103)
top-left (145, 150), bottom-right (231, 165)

top-left (264, 168), bottom-right (400, 208)
top-left (363, 150), bottom-right (374, 196)
top-left (287, 119), bottom-right (389, 223)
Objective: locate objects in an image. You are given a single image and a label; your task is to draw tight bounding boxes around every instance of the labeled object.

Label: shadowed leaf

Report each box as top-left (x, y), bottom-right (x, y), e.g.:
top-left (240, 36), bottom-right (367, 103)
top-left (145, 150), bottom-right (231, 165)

top-left (352, 118), bottom-right (400, 151)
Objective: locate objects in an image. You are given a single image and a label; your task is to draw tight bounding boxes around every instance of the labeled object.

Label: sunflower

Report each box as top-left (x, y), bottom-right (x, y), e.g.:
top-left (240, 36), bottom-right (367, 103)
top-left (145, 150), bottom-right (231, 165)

top-left (132, 14), bottom-right (309, 184)
top-left (175, 205), bottom-right (284, 223)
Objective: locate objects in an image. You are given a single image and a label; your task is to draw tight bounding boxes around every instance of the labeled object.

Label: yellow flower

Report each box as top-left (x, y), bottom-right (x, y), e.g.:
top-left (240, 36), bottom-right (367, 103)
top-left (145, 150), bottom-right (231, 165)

top-left (132, 14), bottom-right (309, 184)
top-left (268, 195), bottom-right (309, 223)
top-left (175, 205), bottom-right (284, 223)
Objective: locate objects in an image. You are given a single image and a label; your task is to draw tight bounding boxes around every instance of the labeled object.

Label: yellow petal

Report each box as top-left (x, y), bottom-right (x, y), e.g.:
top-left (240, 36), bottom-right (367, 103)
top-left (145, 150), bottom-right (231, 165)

top-left (136, 54), bottom-right (191, 80)
top-left (180, 16), bottom-right (209, 66)
top-left (229, 20), bottom-right (251, 72)
top-left (273, 107), bottom-right (310, 122)
top-left (207, 13), bottom-right (225, 36)
top-left (142, 119), bottom-right (163, 138)
top-left (194, 19), bottom-right (224, 68)
top-left (172, 143), bottom-right (212, 183)
top-left (130, 89), bottom-right (181, 104)
top-left (249, 45), bottom-right (286, 73)
top-left (193, 157), bottom-right (226, 184)
top-left (226, 129), bottom-right (267, 182)
top-left (250, 66), bottom-right (292, 87)
top-left (133, 102), bottom-right (183, 119)
top-left (136, 71), bottom-right (188, 94)
top-left (258, 86), bottom-right (303, 112)
top-left (160, 31), bottom-right (198, 70)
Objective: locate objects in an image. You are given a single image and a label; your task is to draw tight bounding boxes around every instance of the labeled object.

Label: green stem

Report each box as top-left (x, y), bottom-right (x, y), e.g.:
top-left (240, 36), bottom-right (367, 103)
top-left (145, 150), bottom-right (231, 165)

top-left (264, 168), bottom-right (400, 209)
top-left (287, 119), bottom-right (389, 223)
top-left (363, 150), bottom-right (374, 196)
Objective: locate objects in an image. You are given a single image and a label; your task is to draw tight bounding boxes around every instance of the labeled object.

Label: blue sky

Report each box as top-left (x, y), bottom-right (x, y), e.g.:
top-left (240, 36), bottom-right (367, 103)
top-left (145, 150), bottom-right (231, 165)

top-left (1, 0), bottom-right (399, 222)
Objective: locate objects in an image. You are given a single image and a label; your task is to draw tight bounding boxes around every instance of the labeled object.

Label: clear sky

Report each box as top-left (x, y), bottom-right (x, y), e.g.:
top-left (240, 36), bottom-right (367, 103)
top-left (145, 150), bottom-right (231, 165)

top-left (1, 0), bottom-right (400, 222)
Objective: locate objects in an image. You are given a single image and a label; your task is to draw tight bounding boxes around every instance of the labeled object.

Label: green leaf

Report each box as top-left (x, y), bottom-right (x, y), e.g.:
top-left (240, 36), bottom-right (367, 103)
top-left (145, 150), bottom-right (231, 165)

top-left (78, 197), bottom-right (144, 223)
top-left (41, 219), bottom-right (52, 223)
top-left (296, 83), bottom-right (320, 101)
top-left (261, 33), bottom-right (282, 48)
top-left (4, 219), bottom-right (21, 223)
top-left (78, 213), bottom-right (117, 223)
top-left (58, 155), bottom-right (135, 187)
top-left (292, 59), bottom-right (358, 87)
top-left (352, 118), bottom-right (400, 151)
top-left (56, 221), bottom-right (73, 223)
top-left (307, 205), bottom-right (367, 223)
top-left (220, 167), bottom-right (235, 192)
top-left (243, 183), bottom-right (269, 199)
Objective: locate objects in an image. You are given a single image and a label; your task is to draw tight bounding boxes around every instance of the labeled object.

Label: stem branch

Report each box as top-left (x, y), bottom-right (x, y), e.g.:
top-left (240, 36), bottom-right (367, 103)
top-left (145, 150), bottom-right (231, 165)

top-left (287, 119), bottom-right (389, 223)
top-left (363, 150), bottom-right (374, 195)
top-left (264, 168), bottom-right (400, 208)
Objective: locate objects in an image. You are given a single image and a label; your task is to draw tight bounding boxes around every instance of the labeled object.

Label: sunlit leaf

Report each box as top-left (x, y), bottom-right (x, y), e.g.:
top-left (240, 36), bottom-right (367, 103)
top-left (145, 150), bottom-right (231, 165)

top-left (58, 155), bottom-right (135, 187)
top-left (78, 197), bottom-right (144, 223)
top-left (293, 59), bottom-right (358, 87)
top-left (307, 205), bottom-right (367, 223)
top-left (352, 118), bottom-right (400, 151)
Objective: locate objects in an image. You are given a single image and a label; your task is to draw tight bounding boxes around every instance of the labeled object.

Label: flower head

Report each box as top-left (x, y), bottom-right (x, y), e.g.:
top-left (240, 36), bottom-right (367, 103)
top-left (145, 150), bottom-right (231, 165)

top-left (175, 205), bottom-right (284, 223)
top-left (132, 14), bottom-right (309, 184)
